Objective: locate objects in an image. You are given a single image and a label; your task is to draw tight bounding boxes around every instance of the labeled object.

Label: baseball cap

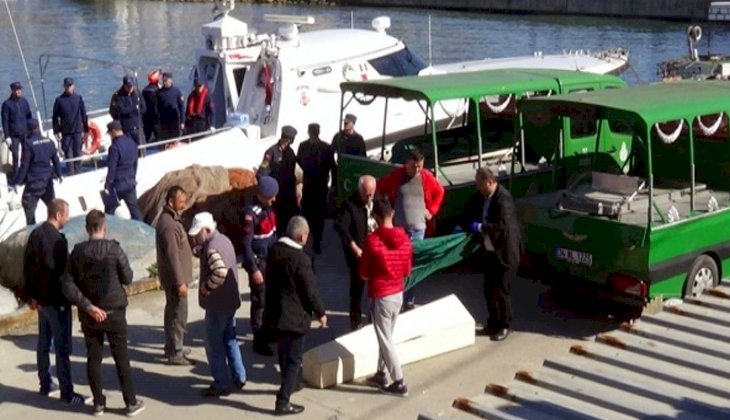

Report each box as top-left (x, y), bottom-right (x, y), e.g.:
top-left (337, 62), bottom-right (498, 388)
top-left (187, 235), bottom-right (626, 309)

top-left (188, 212), bottom-right (217, 236)
top-left (63, 77), bottom-right (74, 87)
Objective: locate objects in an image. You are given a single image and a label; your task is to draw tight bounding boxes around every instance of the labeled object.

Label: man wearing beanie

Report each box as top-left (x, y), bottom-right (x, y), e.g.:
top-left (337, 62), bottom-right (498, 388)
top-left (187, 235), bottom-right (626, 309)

top-left (241, 175), bottom-right (280, 356)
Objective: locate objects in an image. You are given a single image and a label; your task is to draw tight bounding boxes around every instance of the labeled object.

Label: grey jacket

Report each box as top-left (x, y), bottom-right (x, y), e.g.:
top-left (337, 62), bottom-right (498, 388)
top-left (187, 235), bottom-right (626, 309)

top-left (198, 231), bottom-right (241, 313)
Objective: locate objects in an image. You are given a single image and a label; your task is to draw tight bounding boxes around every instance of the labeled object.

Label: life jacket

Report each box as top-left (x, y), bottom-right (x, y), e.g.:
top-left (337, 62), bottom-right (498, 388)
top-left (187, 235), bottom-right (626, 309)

top-left (186, 86), bottom-right (209, 118)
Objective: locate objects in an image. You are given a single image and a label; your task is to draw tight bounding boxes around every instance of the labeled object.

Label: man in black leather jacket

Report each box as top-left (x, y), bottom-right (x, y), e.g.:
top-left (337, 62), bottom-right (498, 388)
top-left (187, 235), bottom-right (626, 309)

top-left (62, 210), bottom-right (145, 417)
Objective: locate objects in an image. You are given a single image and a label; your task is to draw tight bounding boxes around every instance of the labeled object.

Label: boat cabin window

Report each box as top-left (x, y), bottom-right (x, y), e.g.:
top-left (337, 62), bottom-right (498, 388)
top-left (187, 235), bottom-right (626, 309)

top-left (608, 119), bottom-right (633, 135)
top-left (233, 67), bottom-right (247, 98)
top-left (367, 47), bottom-right (427, 77)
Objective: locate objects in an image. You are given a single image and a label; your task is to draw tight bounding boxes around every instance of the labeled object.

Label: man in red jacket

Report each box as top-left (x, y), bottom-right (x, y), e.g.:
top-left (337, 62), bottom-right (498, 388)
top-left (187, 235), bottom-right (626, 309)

top-left (359, 199), bottom-right (412, 397)
top-left (377, 148), bottom-right (444, 311)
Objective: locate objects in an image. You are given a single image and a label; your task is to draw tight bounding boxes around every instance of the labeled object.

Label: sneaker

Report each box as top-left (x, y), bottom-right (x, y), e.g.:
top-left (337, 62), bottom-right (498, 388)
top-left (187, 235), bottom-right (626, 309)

top-left (365, 372), bottom-right (388, 388)
top-left (62, 393), bottom-right (91, 405)
top-left (166, 355), bottom-right (195, 366)
top-left (125, 400), bottom-right (145, 417)
top-left (92, 404), bottom-right (105, 417)
top-left (200, 386), bottom-right (231, 398)
top-left (380, 381), bottom-right (408, 397)
top-left (39, 382), bottom-right (60, 397)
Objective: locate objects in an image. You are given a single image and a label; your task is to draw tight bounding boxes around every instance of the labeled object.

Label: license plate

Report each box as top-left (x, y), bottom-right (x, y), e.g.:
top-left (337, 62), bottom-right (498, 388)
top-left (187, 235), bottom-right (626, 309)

top-left (555, 247), bottom-right (593, 267)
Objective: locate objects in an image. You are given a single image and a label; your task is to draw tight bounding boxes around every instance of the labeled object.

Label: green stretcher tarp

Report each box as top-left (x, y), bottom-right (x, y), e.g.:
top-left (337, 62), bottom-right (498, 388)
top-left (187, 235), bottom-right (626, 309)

top-left (405, 233), bottom-right (482, 290)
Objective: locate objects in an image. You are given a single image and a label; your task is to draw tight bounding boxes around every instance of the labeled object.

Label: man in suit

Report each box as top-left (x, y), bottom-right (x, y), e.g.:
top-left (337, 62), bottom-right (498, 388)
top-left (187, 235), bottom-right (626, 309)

top-left (334, 175), bottom-right (381, 331)
top-left (462, 167), bottom-right (522, 341)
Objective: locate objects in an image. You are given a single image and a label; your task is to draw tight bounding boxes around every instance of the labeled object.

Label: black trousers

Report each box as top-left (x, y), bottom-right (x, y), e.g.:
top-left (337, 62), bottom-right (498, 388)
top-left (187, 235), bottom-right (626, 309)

top-left (274, 193), bottom-right (299, 236)
top-left (483, 254), bottom-right (516, 330)
top-left (162, 281), bottom-right (188, 357)
top-left (276, 331), bottom-right (305, 408)
top-left (22, 179), bottom-right (55, 225)
top-left (81, 310), bottom-right (137, 407)
top-left (347, 262), bottom-right (365, 327)
top-left (249, 259), bottom-right (267, 346)
top-left (301, 184), bottom-right (328, 252)
top-left (158, 125), bottom-right (181, 141)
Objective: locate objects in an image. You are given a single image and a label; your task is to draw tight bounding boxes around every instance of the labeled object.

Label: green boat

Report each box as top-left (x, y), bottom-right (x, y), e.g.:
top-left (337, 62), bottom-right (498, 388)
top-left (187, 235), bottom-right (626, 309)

top-left (337, 68), bottom-right (626, 234)
top-left (518, 81), bottom-right (730, 305)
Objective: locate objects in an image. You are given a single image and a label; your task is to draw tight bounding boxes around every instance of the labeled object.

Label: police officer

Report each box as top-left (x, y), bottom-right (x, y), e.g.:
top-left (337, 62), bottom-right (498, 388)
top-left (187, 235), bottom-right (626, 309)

top-left (109, 75), bottom-right (146, 146)
top-left (1, 81), bottom-right (32, 187)
top-left (52, 77), bottom-right (88, 175)
top-left (155, 72), bottom-right (185, 141)
top-left (296, 123), bottom-right (336, 254)
top-left (15, 119), bottom-right (63, 225)
top-left (331, 114), bottom-right (366, 157)
top-left (241, 175), bottom-right (279, 356)
top-left (258, 125), bottom-right (299, 235)
top-left (142, 70), bottom-right (161, 144)
top-left (184, 78), bottom-right (214, 137)
top-left (103, 120), bottom-right (142, 221)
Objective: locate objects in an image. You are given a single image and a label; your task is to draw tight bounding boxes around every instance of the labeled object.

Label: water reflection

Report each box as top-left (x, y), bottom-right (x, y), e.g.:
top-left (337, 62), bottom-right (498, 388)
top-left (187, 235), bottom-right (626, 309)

top-left (1, 0), bottom-right (729, 111)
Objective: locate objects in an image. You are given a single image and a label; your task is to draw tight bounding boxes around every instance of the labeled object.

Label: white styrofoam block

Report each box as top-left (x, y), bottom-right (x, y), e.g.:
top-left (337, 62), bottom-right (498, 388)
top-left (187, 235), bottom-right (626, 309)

top-left (303, 294), bottom-right (476, 388)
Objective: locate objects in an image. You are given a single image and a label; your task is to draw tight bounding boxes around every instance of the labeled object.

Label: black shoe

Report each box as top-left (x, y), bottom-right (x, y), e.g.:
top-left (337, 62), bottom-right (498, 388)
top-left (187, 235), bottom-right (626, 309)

top-left (489, 328), bottom-right (510, 341)
top-left (380, 380), bottom-right (408, 397)
top-left (365, 371), bottom-right (388, 388)
top-left (350, 320), bottom-right (362, 331)
top-left (39, 382), bottom-right (60, 397)
top-left (253, 343), bottom-right (274, 356)
top-left (274, 402), bottom-right (305, 416)
top-left (62, 393), bottom-right (92, 405)
top-left (234, 380), bottom-right (246, 390)
top-left (401, 303), bottom-right (416, 313)
top-left (201, 386), bottom-right (231, 398)
top-left (125, 399), bottom-right (145, 417)
top-left (166, 355), bottom-right (195, 366)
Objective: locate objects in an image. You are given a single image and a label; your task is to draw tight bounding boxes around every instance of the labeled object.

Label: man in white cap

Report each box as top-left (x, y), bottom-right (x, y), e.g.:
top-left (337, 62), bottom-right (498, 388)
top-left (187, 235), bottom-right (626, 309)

top-left (188, 212), bottom-right (246, 397)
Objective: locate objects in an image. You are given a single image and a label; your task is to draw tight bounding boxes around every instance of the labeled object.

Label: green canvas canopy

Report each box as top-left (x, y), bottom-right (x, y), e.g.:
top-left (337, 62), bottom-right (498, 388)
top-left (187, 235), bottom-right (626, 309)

top-left (404, 233), bottom-right (482, 290)
top-left (341, 68), bottom-right (624, 105)
top-left (520, 80), bottom-right (730, 126)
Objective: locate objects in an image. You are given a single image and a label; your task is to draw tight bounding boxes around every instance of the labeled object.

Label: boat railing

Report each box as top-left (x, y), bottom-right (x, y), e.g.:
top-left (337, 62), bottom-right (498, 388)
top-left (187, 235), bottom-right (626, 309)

top-left (61, 126), bottom-right (232, 171)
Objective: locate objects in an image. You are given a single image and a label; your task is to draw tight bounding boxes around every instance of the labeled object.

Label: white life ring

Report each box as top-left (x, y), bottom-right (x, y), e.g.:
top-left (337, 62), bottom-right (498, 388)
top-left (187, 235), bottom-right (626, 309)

top-left (687, 25), bottom-right (702, 43)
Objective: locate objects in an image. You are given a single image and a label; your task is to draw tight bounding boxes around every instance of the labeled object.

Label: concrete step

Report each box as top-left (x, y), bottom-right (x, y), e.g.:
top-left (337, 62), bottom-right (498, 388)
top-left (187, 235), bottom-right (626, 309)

top-left (619, 319), bottom-right (730, 361)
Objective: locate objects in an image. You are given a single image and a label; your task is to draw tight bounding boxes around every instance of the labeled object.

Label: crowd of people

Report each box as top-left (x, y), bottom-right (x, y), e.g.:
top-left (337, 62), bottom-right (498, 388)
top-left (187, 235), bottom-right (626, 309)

top-left (1, 72), bottom-right (216, 226)
top-left (12, 73), bottom-right (524, 415)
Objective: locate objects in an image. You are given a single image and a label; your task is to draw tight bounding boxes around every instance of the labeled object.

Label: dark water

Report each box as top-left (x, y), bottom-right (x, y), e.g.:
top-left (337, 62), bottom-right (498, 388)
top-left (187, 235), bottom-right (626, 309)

top-left (2, 0), bottom-right (730, 112)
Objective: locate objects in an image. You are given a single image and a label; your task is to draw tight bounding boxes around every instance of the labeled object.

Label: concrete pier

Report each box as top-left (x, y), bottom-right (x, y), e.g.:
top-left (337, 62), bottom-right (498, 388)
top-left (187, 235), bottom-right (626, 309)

top-left (340, 0), bottom-right (713, 21)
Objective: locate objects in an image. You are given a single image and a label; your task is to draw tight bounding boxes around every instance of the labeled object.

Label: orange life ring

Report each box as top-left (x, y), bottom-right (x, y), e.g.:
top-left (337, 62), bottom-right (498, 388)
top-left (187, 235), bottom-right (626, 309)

top-left (83, 121), bottom-right (102, 154)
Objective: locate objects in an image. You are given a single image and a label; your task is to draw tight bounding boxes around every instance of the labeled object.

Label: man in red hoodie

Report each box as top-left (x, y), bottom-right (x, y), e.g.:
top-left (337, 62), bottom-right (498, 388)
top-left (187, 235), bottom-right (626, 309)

top-left (359, 199), bottom-right (413, 397)
top-left (377, 148), bottom-right (444, 311)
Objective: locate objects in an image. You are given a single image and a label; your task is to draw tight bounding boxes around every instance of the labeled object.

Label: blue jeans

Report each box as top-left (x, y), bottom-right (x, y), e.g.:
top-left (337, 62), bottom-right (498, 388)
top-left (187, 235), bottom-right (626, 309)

top-left (403, 229), bottom-right (425, 307)
top-left (37, 305), bottom-right (74, 398)
top-left (204, 311), bottom-right (246, 391)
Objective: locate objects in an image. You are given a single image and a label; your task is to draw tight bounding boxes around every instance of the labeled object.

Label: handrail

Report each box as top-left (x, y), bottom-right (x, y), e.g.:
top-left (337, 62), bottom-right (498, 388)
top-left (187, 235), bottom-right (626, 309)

top-left (60, 126), bottom-right (232, 167)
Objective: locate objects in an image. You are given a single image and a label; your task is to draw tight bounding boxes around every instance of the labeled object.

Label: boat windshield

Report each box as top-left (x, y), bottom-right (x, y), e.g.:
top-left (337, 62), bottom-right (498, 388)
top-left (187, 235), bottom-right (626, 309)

top-left (368, 47), bottom-right (428, 77)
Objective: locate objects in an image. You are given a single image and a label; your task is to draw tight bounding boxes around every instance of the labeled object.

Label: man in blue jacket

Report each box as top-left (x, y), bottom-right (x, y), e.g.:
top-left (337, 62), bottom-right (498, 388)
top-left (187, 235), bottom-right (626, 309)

top-left (103, 120), bottom-right (142, 221)
top-left (109, 76), bottom-right (146, 146)
top-left (1, 81), bottom-right (32, 187)
top-left (15, 119), bottom-right (63, 225)
top-left (155, 73), bottom-right (185, 141)
top-left (52, 77), bottom-right (88, 174)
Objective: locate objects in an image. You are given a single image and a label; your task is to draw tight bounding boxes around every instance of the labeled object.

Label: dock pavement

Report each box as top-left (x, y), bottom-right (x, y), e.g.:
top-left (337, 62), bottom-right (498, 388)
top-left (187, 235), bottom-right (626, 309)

top-left (0, 221), bottom-right (623, 419)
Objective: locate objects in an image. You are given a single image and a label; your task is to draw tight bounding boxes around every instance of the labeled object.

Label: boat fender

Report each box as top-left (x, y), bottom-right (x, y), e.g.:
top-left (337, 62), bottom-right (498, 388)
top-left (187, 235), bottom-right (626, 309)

top-left (83, 121), bottom-right (102, 155)
top-left (258, 62), bottom-right (275, 107)
top-left (0, 139), bottom-right (10, 169)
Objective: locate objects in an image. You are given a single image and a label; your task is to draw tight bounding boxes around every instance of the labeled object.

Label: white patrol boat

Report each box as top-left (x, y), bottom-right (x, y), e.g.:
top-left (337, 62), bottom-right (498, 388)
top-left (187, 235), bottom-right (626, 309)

top-left (0, 0), bottom-right (629, 241)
